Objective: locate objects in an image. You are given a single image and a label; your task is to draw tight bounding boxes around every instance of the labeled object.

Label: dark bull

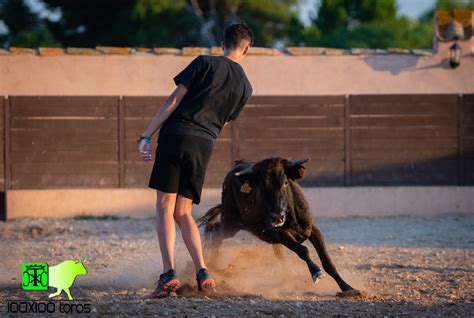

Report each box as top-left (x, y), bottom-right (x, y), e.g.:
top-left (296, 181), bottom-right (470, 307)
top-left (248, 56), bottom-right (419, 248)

top-left (198, 158), bottom-right (363, 297)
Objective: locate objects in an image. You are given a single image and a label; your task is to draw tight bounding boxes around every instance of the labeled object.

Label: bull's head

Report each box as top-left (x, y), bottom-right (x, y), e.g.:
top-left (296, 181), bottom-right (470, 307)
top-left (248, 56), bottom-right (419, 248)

top-left (235, 158), bottom-right (309, 229)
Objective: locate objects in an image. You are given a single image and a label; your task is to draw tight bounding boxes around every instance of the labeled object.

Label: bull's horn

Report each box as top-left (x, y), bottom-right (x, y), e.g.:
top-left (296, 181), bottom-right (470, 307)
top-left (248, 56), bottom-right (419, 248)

top-left (234, 166), bottom-right (253, 176)
top-left (290, 158), bottom-right (310, 166)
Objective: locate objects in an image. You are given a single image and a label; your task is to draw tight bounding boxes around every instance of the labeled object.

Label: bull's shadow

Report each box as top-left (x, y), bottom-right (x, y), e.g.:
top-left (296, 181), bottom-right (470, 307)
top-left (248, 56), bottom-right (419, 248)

top-left (300, 152), bottom-right (470, 186)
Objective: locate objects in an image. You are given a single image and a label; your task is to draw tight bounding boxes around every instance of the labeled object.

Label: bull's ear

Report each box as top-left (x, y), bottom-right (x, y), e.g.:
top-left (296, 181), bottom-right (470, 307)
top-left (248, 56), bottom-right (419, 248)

top-left (286, 165), bottom-right (306, 180)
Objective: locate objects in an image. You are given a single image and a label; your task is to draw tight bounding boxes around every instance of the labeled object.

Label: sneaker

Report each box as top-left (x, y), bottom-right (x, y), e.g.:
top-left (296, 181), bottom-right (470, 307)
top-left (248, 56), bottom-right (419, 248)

top-left (196, 268), bottom-right (216, 292)
top-left (150, 269), bottom-right (180, 299)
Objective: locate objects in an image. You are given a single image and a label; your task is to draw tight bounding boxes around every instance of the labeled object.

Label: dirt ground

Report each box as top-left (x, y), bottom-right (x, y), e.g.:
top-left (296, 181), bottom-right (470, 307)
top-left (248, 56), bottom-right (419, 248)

top-left (0, 213), bottom-right (473, 317)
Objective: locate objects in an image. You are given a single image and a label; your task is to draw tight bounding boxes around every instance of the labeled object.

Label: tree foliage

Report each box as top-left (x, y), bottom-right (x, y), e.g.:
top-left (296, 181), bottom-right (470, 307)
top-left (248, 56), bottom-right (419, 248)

top-left (0, 0), bottom-right (472, 49)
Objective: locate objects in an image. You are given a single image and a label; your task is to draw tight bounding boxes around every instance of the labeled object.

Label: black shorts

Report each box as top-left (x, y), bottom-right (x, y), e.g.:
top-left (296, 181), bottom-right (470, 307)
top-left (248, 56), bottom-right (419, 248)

top-left (148, 134), bottom-right (214, 204)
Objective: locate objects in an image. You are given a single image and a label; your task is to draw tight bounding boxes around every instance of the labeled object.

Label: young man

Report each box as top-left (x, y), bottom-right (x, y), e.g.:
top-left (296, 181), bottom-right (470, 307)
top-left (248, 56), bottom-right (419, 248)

top-left (138, 23), bottom-right (253, 298)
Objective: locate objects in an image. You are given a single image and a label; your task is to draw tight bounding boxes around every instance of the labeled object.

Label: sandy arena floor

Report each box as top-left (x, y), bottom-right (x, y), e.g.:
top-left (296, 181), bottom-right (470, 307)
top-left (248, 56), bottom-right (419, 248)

top-left (0, 213), bottom-right (473, 316)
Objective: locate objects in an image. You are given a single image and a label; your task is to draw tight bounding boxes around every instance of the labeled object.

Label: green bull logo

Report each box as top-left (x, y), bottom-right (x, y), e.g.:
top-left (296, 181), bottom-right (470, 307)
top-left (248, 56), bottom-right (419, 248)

top-left (22, 257), bottom-right (88, 300)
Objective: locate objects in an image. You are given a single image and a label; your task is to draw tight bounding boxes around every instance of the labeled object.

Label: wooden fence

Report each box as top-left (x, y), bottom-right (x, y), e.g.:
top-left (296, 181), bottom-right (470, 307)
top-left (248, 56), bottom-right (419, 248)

top-left (1, 94), bottom-right (472, 198)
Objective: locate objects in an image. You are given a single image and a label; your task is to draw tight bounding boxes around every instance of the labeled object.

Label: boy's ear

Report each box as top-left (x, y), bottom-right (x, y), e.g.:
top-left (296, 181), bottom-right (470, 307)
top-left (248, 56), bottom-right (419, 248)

top-left (242, 45), bottom-right (249, 56)
top-left (285, 165), bottom-right (306, 180)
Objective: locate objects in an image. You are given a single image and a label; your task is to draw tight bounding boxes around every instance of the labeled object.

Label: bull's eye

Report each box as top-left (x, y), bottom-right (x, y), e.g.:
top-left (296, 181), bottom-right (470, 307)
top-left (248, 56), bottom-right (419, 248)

top-left (284, 180), bottom-right (288, 187)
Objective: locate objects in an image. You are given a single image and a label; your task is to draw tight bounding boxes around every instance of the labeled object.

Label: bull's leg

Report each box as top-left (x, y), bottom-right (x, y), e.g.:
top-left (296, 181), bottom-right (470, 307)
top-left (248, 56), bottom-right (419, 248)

top-left (308, 224), bottom-right (355, 292)
top-left (275, 231), bottom-right (323, 283)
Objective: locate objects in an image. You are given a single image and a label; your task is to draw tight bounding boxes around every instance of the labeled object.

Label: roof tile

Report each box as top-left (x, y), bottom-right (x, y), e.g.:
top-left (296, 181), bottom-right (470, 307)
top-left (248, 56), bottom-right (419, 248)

top-left (96, 46), bottom-right (132, 55)
top-left (153, 48), bottom-right (181, 55)
top-left (38, 47), bottom-right (65, 56)
top-left (210, 46), bottom-right (222, 55)
top-left (387, 48), bottom-right (411, 54)
top-left (350, 48), bottom-right (388, 55)
top-left (66, 47), bottom-right (102, 55)
top-left (325, 48), bottom-right (346, 55)
top-left (286, 47), bottom-right (326, 55)
top-left (182, 47), bottom-right (209, 56)
top-left (9, 47), bottom-right (36, 55)
top-left (247, 47), bottom-right (282, 56)
top-left (411, 49), bottom-right (434, 56)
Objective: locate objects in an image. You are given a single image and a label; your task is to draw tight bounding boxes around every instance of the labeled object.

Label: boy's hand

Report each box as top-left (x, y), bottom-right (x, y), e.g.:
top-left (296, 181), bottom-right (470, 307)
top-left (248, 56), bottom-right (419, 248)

top-left (138, 136), bottom-right (152, 161)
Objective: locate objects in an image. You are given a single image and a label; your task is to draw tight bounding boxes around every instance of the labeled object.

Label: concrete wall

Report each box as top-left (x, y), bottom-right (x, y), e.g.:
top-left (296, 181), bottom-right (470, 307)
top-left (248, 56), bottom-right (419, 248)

top-left (0, 42), bottom-right (472, 97)
top-left (7, 187), bottom-right (474, 219)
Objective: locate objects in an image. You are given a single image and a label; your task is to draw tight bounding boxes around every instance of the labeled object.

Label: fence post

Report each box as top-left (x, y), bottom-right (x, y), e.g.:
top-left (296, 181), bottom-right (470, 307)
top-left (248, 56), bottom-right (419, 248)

top-left (1, 95), bottom-right (11, 220)
top-left (118, 96), bottom-right (125, 188)
top-left (344, 95), bottom-right (352, 186)
top-left (458, 93), bottom-right (464, 186)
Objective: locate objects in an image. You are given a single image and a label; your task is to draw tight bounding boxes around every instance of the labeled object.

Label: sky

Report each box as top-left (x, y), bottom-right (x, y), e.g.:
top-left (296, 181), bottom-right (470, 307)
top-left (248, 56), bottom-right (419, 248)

top-left (298, 0), bottom-right (437, 25)
top-left (0, 0), bottom-right (442, 36)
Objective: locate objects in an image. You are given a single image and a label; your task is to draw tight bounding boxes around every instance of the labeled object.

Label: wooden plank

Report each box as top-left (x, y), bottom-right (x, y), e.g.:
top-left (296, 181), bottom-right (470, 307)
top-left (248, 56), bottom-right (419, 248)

top-left (350, 94), bottom-right (457, 106)
top-left (0, 96), bottom-right (5, 221)
top-left (241, 117), bottom-right (344, 128)
top-left (12, 162), bottom-right (119, 173)
top-left (119, 96), bottom-right (125, 188)
top-left (11, 133), bottom-right (117, 150)
top-left (11, 173), bottom-right (119, 189)
top-left (239, 128), bottom-right (344, 140)
top-left (351, 126), bottom-right (458, 138)
top-left (4, 96), bottom-right (10, 190)
top-left (124, 119), bottom-right (232, 139)
top-left (11, 96), bottom-right (118, 117)
top-left (352, 137), bottom-right (457, 149)
top-left (124, 96), bottom-right (167, 117)
top-left (11, 150), bottom-right (118, 163)
top-left (11, 118), bottom-right (118, 130)
top-left (241, 105), bottom-right (344, 117)
top-left (463, 94), bottom-right (474, 185)
top-left (350, 116), bottom-right (457, 127)
top-left (238, 140), bottom-right (344, 152)
top-left (247, 95), bottom-right (345, 105)
top-left (345, 95), bottom-right (351, 186)
top-left (0, 97), bottom-right (4, 191)
top-left (353, 158), bottom-right (458, 170)
top-left (12, 142), bottom-right (118, 154)
top-left (351, 102), bottom-right (457, 115)
top-left (353, 148), bottom-right (457, 160)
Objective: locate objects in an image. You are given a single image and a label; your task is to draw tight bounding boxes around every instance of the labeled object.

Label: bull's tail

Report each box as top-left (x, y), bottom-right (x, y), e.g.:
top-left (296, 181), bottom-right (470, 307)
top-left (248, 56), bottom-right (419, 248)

top-left (197, 204), bottom-right (222, 229)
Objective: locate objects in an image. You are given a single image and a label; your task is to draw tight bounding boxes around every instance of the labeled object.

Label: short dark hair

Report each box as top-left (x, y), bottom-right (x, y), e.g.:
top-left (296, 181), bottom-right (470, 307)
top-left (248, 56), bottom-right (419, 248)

top-left (223, 22), bottom-right (254, 50)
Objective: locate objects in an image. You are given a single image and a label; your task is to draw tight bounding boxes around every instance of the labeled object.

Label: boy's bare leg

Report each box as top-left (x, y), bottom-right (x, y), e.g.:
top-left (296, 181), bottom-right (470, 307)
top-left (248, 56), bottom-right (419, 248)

top-left (156, 191), bottom-right (178, 273)
top-left (174, 195), bottom-right (207, 273)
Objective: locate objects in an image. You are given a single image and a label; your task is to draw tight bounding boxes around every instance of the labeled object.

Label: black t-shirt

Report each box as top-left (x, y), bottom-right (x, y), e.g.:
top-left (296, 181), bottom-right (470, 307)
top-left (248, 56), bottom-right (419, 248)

top-left (159, 55), bottom-right (253, 140)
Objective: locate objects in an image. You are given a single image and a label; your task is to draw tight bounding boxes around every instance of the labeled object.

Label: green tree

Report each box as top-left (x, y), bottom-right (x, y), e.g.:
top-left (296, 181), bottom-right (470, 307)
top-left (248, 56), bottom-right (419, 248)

top-left (39, 0), bottom-right (301, 48)
top-left (307, 0), bottom-right (435, 49)
top-left (0, 0), bottom-right (60, 47)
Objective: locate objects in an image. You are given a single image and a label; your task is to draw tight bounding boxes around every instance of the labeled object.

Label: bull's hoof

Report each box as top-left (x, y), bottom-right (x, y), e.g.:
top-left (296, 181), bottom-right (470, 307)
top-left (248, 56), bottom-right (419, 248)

top-left (312, 271), bottom-right (324, 284)
top-left (336, 289), bottom-right (368, 299)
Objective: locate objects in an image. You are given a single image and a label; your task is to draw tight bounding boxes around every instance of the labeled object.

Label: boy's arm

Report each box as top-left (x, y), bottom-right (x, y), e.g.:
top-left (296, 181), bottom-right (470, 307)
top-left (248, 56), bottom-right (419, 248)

top-left (141, 84), bottom-right (188, 138)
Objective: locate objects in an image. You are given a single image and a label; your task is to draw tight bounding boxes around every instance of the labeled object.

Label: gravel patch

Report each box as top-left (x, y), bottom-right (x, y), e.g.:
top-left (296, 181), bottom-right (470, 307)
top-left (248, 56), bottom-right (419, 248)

top-left (0, 214), bottom-right (472, 316)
